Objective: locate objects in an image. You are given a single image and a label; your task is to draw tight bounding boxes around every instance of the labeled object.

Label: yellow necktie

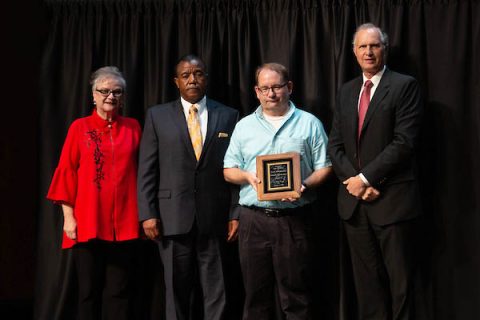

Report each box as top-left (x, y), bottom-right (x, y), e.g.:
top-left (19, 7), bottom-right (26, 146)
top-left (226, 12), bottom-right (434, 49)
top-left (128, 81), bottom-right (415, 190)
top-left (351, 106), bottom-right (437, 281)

top-left (187, 104), bottom-right (203, 160)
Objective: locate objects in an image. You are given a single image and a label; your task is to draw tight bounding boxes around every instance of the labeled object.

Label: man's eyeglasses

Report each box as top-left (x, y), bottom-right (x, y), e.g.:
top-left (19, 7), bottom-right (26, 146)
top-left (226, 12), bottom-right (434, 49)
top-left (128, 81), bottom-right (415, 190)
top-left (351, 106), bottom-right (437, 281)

top-left (96, 89), bottom-right (124, 97)
top-left (256, 82), bottom-right (288, 95)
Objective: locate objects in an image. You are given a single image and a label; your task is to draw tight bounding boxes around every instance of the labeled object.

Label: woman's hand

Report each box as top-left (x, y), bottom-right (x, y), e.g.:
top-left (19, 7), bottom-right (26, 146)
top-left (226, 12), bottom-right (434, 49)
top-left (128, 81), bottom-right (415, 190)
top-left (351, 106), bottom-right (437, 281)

top-left (61, 204), bottom-right (77, 240)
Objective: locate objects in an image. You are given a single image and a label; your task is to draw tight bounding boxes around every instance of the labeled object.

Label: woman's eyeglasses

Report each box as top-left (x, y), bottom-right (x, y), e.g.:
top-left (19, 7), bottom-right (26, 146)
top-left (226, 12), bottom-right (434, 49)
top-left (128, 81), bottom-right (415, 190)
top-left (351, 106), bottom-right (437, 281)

top-left (96, 89), bottom-right (124, 97)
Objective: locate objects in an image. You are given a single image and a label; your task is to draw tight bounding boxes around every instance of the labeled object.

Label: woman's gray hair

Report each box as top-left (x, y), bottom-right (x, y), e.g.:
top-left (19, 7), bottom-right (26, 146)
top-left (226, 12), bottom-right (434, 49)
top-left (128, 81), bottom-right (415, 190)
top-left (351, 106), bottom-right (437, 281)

top-left (90, 66), bottom-right (126, 92)
top-left (352, 23), bottom-right (389, 48)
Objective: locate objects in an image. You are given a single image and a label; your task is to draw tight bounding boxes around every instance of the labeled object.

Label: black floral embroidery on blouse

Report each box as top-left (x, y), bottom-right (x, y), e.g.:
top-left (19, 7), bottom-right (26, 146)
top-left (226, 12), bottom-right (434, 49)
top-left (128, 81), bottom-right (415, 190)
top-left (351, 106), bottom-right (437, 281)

top-left (86, 130), bottom-right (105, 190)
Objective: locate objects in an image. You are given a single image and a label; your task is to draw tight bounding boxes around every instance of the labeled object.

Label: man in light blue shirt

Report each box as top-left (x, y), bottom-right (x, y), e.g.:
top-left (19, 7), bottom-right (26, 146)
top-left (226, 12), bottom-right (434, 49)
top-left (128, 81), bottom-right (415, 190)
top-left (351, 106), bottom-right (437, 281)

top-left (224, 63), bottom-right (332, 319)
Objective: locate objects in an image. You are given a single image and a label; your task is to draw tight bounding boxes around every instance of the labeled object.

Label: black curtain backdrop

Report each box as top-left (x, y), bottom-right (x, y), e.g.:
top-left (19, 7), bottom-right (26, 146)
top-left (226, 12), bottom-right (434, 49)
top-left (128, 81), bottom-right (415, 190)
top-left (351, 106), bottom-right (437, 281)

top-left (34, 0), bottom-right (480, 319)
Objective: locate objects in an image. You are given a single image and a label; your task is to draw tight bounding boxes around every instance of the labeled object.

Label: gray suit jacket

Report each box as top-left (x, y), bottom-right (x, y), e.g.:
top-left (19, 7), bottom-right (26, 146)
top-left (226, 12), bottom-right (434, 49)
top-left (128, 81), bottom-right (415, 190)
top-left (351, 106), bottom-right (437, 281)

top-left (137, 98), bottom-right (239, 236)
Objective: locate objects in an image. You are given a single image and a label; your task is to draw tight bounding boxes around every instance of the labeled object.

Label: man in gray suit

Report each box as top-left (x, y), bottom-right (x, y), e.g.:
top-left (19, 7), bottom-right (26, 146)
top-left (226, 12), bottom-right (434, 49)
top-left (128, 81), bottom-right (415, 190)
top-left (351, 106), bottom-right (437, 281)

top-left (137, 54), bottom-right (239, 320)
top-left (328, 24), bottom-right (423, 319)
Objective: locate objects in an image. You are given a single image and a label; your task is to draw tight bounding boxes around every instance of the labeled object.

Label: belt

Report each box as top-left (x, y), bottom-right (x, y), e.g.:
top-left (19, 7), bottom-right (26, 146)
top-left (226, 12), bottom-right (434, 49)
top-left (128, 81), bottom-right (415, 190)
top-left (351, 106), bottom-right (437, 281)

top-left (244, 205), bottom-right (304, 217)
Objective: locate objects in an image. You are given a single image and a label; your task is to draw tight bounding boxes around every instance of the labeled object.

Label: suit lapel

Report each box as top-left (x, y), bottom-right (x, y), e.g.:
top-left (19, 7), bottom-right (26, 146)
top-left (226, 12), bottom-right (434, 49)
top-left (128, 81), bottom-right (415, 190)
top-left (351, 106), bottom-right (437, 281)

top-left (349, 78), bottom-right (363, 143)
top-left (170, 100), bottom-right (197, 161)
top-left (201, 99), bottom-right (219, 161)
top-left (360, 69), bottom-right (390, 136)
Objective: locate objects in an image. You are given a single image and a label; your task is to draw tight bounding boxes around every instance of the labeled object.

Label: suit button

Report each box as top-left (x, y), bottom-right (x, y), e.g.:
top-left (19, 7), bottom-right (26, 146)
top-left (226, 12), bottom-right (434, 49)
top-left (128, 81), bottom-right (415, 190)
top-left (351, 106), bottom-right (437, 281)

top-left (354, 153), bottom-right (357, 159)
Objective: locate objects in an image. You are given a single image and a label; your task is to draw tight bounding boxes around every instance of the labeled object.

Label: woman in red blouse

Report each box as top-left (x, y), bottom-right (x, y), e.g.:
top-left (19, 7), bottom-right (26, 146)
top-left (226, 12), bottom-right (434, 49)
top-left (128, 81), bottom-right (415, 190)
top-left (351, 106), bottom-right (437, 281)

top-left (47, 66), bottom-right (141, 320)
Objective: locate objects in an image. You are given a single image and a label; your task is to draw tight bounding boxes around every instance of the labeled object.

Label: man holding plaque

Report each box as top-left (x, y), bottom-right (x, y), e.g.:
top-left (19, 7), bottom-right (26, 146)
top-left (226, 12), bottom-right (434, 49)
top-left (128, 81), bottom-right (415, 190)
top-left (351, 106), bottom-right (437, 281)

top-left (224, 63), bottom-right (332, 319)
top-left (328, 23), bottom-right (423, 319)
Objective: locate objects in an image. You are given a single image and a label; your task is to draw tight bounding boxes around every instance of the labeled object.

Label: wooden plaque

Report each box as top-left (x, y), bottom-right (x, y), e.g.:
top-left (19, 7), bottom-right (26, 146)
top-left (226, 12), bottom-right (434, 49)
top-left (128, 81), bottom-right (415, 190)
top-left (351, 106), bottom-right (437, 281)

top-left (256, 152), bottom-right (301, 201)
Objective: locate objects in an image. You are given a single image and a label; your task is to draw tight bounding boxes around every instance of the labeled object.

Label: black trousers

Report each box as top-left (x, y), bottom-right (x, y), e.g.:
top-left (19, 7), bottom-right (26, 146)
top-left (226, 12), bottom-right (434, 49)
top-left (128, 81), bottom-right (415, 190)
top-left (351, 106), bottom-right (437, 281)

top-left (157, 228), bottom-right (227, 320)
top-left (238, 206), bottom-right (314, 320)
top-left (73, 240), bottom-right (136, 320)
top-left (343, 205), bottom-right (420, 320)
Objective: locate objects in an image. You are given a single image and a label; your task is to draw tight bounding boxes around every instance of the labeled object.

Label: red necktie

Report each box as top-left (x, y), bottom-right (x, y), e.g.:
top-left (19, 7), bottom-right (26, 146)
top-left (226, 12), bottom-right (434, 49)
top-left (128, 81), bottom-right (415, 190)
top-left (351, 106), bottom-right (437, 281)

top-left (358, 80), bottom-right (373, 139)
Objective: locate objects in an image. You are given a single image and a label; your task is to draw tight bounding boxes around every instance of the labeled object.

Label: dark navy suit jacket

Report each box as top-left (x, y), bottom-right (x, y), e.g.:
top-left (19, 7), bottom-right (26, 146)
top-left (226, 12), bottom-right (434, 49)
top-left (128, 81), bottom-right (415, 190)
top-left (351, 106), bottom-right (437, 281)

top-left (328, 69), bottom-right (423, 225)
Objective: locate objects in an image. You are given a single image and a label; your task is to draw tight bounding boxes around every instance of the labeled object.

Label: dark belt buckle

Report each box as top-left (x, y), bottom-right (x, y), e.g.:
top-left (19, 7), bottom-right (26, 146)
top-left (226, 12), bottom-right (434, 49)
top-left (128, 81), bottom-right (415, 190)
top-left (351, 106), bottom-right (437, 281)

top-left (264, 208), bottom-right (282, 217)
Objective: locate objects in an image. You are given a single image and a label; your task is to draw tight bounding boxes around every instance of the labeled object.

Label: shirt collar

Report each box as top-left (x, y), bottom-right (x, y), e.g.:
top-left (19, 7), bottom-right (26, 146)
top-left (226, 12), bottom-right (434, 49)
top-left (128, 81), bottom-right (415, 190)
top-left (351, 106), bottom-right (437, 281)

top-left (255, 101), bottom-right (296, 120)
top-left (362, 65), bottom-right (386, 87)
top-left (91, 109), bottom-right (118, 128)
top-left (181, 95), bottom-right (207, 115)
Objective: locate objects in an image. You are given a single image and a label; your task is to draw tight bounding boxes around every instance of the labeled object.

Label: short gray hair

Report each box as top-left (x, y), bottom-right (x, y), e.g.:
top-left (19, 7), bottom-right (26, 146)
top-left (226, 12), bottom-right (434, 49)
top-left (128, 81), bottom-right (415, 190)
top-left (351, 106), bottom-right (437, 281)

top-left (90, 66), bottom-right (126, 92)
top-left (352, 23), bottom-right (389, 48)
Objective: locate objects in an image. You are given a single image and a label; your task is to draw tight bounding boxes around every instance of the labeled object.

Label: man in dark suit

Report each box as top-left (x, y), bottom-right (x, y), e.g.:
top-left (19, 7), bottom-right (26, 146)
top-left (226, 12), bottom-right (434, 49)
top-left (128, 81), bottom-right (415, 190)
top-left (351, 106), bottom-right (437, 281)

top-left (328, 23), bottom-right (423, 319)
top-left (137, 54), bottom-right (239, 320)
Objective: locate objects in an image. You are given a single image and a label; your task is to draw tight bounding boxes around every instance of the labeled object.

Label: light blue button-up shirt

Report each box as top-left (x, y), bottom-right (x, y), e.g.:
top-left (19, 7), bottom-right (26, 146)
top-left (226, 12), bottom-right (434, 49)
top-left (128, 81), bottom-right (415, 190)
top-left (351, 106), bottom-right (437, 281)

top-left (224, 102), bottom-right (331, 208)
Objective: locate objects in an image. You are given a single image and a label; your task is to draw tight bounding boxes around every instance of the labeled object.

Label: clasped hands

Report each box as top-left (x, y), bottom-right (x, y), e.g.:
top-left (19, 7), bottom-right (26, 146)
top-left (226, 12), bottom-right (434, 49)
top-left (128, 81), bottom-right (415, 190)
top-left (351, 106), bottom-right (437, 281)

top-left (343, 175), bottom-right (380, 202)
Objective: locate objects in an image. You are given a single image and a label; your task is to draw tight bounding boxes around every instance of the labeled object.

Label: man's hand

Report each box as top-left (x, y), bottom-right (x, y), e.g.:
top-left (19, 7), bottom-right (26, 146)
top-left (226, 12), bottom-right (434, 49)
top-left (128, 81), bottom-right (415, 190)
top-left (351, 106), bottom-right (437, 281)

top-left (343, 175), bottom-right (367, 198)
top-left (227, 219), bottom-right (239, 242)
top-left (361, 187), bottom-right (380, 202)
top-left (224, 168), bottom-right (260, 191)
top-left (142, 218), bottom-right (161, 240)
top-left (279, 183), bottom-right (307, 202)
top-left (245, 171), bottom-right (261, 191)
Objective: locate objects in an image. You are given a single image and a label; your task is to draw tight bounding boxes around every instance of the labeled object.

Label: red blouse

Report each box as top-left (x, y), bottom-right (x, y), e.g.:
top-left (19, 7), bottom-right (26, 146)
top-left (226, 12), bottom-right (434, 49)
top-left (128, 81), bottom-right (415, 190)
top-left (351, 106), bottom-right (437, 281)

top-left (47, 111), bottom-right (141, 248)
